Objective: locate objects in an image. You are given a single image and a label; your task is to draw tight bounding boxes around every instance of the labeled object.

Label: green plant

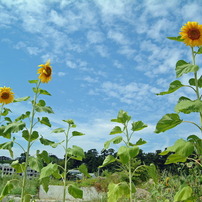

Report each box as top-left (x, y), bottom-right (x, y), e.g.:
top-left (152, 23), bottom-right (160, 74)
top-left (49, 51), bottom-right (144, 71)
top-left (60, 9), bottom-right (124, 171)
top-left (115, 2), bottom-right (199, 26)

top-left (99, 110), bottom-right (151, 202)
top-left (155, 21), bottom-right (202, 201)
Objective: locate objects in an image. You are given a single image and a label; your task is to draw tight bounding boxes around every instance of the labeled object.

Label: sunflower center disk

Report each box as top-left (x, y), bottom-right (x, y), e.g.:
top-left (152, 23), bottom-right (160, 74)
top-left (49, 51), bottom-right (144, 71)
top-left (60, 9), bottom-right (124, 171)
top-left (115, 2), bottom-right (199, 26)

top-left (188, 28), bottom-right (200, 40)
top-left (45, 67), bottom-right (51, 77)
top-left (1, 92), bottom-right (9, 99)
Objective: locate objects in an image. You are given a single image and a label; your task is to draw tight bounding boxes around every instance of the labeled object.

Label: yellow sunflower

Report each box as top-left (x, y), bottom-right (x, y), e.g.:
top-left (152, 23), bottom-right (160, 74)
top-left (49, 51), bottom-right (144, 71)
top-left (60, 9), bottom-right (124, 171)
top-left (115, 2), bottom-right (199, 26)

top-left (0, 87), bottom-right (14, 105)
top-left (179, 21), bottom-right (202, 47)
top-left (37, 59), bottom-right (52, 83)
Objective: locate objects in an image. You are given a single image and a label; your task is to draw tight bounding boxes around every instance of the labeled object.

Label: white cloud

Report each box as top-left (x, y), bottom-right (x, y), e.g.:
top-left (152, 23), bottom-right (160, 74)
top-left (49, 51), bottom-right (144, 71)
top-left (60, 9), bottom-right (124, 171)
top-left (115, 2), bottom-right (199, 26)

top-left (58, 72), bottom-right (66, 77)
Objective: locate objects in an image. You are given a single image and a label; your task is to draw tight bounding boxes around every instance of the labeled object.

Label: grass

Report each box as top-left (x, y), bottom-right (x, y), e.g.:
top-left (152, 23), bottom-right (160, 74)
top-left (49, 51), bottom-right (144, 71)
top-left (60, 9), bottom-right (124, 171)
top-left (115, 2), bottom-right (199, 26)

top-left (1, 168), bottom-right (202, 201)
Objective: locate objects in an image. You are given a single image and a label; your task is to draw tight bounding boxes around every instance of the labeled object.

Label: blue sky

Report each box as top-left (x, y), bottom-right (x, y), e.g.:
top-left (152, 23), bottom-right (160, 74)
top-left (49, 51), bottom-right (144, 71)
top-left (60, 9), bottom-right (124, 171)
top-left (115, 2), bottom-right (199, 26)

top-left (1, 0), bottom-right (202, 158)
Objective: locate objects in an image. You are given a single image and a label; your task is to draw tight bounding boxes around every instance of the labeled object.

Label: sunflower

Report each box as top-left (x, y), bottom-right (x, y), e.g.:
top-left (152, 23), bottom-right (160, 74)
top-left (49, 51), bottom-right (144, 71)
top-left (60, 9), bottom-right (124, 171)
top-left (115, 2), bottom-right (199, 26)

top-left (0, 87), bottom-right (14, 105)
top-left (179, 21), bottom-right (202, 47)
top-left (37, 59), bottom-right (52, 83)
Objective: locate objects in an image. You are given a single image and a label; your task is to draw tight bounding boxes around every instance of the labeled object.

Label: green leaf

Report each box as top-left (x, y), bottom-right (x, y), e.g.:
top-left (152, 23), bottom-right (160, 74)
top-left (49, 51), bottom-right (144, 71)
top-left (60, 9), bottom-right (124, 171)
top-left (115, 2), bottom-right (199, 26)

top-left (15, 111), bottom-right (30, 121)
top-left (3, 121), bottom-right (26, 133)
top-left (29, 156), bottom-right (43, 172)
top-left (68, 184), bottom-right (83, 199)
top-left (187, 135), bottom-right (202, 155)
top-left (131, 121), bottom-right (147, 131)
top-left (108, 182), bottom-right (130, 202)
top-left (13, 96), bottom-right (30, 102)
top-left (63, 119), bottom-right (75, 125)
top-left (11, 160), bottom-right (25, 173)
top-left (0, 181), bottom-right (14, 200)
top-left (0, 125), bottom-right (11, 139)
top-left (135, 138), bottom-right (147, 146)
top-left (34, 105), bottom-right (54, 114)
top-left (111, 110), bottom-right (131, 124)
top-left (39, 163), bottom-right (59, 179)
top-left (37, 150), bottom-right (50, 164)
top-left (117, 146), bottom-right (139, 164)
top-left (175, 99), bottom-right (202, 114)
top-left (148, 164), bottom-right (158, 184)
top-left (0, 141), bottom-right (14, 158)
top-left (189, 76), bottom-right (202, 87)
top-left (39, 117), bottom-right (51, 127)
top-left (40, 177), bottom-right (50, 193)
top-left (167, 36), bottom-right (183, 42)
top-left (110, 126), bottom-right (122, 135)
top-left (72, 131), bottom-right (85, 136)
top-left (104, 136), bottom-right (123, 150)
top-left (78, 164), bottom-right (91, 178)
top-left (67, 145), bottom-right (85, 160)
top-left (40, 137), bottom-right (61, 148)
top-left (157, 80), bottom-right (184, 95)
top-left (52, 128), bottom-right (65, 133)
top-left (33, 87), bottom-right (51, 96)
top-left (0, 108), bottom-right (11, 116)
top-left (175, 60), bottom-right (199, 78)
top-left (166, 139), bottom-right (194, 157)
top-left (99, 155), bottom-right (116, 168)
top-left (37, 99), bottom-right (46, 106)
top-left (22, 130), bottom-right (39, 142)
top-left (174, 186), bottom-right (192, 202)
top-left (165, 154), bottom-right (187, 164)
top-left (29, 80), bottom-right (38, 84)
top-left (155, 113), bottom-right (183, 133)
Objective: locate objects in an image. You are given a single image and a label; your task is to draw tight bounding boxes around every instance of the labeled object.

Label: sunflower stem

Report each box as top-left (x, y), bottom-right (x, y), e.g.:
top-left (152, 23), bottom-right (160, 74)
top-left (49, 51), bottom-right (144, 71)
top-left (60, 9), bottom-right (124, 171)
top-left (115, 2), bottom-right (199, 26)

top-left (20, 80), bottom-right (40, 202)
top-left (63, 125), bottom-right (71, 202)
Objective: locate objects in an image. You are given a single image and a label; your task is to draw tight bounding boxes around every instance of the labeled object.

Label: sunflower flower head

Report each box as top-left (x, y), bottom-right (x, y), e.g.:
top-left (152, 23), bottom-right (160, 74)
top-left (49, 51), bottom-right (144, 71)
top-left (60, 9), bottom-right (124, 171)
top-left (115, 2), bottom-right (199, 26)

top-left (37, 59), bottom-right (52, 83)
top-left (179, 21), bottom-right (202, 47)
top-left (0, 86), bottom-right (14, 105)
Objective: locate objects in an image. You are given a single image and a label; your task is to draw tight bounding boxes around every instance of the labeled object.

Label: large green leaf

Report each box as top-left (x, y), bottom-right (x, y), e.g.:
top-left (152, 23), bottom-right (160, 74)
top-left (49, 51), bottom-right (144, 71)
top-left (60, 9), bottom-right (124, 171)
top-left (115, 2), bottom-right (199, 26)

top-left (167, 36), bottom-right (183, 42)
top-left (39, 163), bottom-right (58, 179)
top-left (156, 80), bottom-right (184, 95)
top-left (104, 136), bottom-right (123, 150)
top-left (175, 99), bottom-right (202, 114)
top-left (3, 121), bottom-right (26, 133)
top-left (131, 121), bottom-right (147, 131)
top-left (187, 135), bottom-right (202, 155)
top-left (40, 177), bottom-right (50, 193)
top-left (165, 154), bottom-right (187, 164)
top-left (67, 145), bottom-right (85, 160)
top-left (68, 184), bottom-right (83, 199)
top-left (194, 46), bottom-right (202, 54)
top-left (111, 110), bottom-right (131, 124)
top-left (175, 60), bottom-right (199, 78)
top-left (0, 141), bottom-right (14, 157)
top-left (11, 160), bottom-right (25, 173)
top-left (108, 182), bottom-right (130, 202)
top-left (167, 139), bottom-right (194, 157)
top-left (155, 113), bottom-right (183, 133)
top-left (0, 125), bottom-right (11, 139)
top-left (22, 130), bottom-right (39, 142)
top-left (110, 126), bottom-right (122, 135)
top-left (13, 96), bottom-right (30, 102)
top-left (134, 138), bottom-right (147, 146)
top-left (29, 156), bottom-right (43, 172)
top-left (117, 146), bottom-right (139, 164)
top-left (174, 186), bottom-right (193, 202)
top-left (99, 155), bottom-right (116, 168)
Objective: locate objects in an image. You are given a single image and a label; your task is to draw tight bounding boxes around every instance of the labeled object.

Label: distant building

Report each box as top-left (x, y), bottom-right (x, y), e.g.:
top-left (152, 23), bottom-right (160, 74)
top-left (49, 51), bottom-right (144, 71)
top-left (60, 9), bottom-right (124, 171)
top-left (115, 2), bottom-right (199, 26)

top-left (0, 163), bottom-right (38, 178)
